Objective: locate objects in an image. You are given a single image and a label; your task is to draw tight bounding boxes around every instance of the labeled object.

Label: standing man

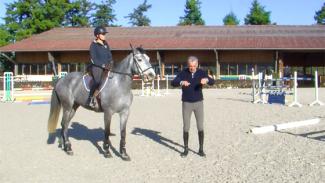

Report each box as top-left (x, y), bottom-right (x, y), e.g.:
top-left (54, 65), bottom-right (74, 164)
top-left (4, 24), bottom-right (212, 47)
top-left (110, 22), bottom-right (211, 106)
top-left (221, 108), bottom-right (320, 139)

top-left (86, 26), bottom-right (113, 108)
top-left (171, 56), bottom-right (215, 157)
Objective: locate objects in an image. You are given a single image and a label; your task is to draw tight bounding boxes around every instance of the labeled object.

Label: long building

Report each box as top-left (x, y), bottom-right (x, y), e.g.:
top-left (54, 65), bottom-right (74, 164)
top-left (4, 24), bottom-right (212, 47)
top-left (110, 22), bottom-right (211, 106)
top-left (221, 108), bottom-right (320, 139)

top-left (0, 25), bottom-right (325, 79)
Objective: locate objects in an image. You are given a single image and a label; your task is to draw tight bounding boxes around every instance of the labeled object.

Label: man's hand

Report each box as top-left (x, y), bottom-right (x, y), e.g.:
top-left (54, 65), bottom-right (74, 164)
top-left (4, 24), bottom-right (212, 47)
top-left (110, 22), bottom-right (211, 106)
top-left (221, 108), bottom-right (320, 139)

top-left (200, 78), bottom-right (209, 85)
top-left (181, 81), bottom-right (191, 87)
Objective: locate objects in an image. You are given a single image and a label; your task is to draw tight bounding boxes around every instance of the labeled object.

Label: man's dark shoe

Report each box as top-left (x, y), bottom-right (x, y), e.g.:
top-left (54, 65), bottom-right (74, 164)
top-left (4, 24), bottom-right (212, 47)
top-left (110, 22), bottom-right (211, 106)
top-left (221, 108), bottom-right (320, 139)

top-left (198, 131), bottom-right (206, 157)
top-left (181, 132), bottom-right (189, 157)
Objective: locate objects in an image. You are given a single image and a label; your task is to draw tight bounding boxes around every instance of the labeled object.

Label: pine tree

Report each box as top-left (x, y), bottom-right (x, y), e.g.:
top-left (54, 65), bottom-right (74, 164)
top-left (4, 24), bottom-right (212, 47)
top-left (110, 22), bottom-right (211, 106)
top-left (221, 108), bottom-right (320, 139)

top-left (315, 3), bottom-right (325, 24)
top-left (244, 0), bottom-right (271, 25)
top-left (223, 12), bottom-right (240, 25)
top-left (0, 25), bottom-right (13, 72)
top-left (125, 0), bottom-right (152, 26)
top-left (4, 0), bottom-right (69, 41)
top-left (179, 0), bottom-right (205, 26)
top-left (65, 0), bottom-right (93, 27)
top-left (92, 0), bottom-right (117, 27)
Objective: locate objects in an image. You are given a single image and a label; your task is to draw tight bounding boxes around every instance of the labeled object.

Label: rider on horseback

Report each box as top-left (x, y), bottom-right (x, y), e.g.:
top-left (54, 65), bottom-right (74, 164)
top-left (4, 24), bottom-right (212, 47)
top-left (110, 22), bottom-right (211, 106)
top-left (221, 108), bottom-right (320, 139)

top-left (86, 26), bottom-right (113, 108)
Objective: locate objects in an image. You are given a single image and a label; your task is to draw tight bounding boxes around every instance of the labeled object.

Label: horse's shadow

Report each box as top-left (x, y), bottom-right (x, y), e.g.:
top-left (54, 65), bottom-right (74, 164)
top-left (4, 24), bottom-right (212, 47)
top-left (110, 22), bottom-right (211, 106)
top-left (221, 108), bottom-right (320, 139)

top-left (47, 122), bottom-right (120, 157)
top-left (47, 123), bottom-right (196, 156)
top-left (131, 127), bottom-right (197, 154)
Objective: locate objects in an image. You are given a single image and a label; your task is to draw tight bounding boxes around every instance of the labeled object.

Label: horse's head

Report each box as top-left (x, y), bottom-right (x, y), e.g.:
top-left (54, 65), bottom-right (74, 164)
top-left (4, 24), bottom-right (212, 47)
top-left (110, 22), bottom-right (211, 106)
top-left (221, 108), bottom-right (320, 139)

top-left (130, 46), bottom-right (156, 83)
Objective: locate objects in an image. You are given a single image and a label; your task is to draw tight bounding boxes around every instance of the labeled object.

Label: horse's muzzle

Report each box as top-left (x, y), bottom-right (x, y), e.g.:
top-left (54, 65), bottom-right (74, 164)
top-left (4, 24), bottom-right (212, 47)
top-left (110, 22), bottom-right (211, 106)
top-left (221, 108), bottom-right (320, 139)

top-left (143, 71), bottom-right (156, 83)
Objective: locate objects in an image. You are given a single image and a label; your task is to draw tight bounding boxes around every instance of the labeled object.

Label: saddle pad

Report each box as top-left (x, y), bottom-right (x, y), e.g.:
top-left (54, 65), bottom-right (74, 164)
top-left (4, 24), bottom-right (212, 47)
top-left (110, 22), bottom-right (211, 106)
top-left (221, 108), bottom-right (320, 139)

top-left (82, 74), bottom-right (109, 93)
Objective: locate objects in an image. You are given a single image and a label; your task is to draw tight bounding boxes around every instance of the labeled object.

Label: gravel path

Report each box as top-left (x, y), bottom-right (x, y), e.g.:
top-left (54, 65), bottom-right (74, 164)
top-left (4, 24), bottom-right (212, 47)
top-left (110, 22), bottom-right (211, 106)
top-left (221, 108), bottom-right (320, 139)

top-left (1, 88), bottom-right (325, 182)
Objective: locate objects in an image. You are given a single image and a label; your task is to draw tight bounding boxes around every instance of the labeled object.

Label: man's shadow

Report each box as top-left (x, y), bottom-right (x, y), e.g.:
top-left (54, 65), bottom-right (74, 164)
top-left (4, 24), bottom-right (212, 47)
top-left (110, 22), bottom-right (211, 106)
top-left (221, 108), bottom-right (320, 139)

top-left (279, 130), bottom-right (325, 142)
top-left (47, 122), bottom-right (120, 157)
top-left (131, 127), bottom-right (196, 154)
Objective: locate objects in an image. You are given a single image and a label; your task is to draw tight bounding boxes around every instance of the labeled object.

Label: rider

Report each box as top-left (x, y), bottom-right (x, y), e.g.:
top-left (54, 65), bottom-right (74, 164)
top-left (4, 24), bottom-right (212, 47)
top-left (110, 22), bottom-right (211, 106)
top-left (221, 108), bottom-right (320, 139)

top-left (86, 26), bottom-right (113, 108)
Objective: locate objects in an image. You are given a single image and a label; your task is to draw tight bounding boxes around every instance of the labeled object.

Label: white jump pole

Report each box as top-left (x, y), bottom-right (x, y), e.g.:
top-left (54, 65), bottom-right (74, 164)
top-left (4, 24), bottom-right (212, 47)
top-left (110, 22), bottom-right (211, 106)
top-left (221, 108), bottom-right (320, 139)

top-left (252, 70), bottom-right (256, 103)
top-left (165, 74), bottom-right (170, 94)
top-left (250, 118), bottom-right (320, 134)
top-left (141, 80), bottom-right (145, 96)
top-left (289, 71), bottom-right (302, 107)
top-left (254, 72), bottom-right (267, 104)
top-left (309, 70), bottom-right (324, 106)
top-left (151, 79), bottom-right (155, 96)
top-left (156, 75), bottom-right (162, 96)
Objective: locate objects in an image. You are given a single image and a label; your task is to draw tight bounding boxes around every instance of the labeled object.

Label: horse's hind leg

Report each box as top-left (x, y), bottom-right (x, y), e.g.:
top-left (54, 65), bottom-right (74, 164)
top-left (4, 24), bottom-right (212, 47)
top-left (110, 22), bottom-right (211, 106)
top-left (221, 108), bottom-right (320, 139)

top-left (103, 111), bottom-right (113, 158)
top-left (119, 110), bottom-right (131, 161)
top-left (61, 106), bottom-right (77, 155)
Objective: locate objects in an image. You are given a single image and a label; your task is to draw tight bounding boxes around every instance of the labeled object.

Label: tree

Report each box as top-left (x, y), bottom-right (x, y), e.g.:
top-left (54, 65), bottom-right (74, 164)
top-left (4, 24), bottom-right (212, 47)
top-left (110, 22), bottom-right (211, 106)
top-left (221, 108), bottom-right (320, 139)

top-left (244, 0), bottom-right (271, 25)
top-left (223, 12), bottom-right (240, 25)
top-left (64, 0), bottom-right (93, 27)
top-left (0, 25), bottom-right (14, 72)
top-left (125, 0), bottom-right (152, 26)
top-left (179, 0), bottom-right (205, 26)
top-left (0, 25), bottom-right (11, 47)
top-left (315, 3), bottom-right (325, 24)
top-left (92, 0), bottom-right (117, 27)
top-left (4, 0), bottom-right (69, 41)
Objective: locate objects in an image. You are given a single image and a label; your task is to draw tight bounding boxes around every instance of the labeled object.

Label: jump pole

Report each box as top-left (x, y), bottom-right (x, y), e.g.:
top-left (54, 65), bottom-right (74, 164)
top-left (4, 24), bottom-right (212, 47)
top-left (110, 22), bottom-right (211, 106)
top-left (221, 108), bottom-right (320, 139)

top-left (252, 70), bottom-right (256, 103)
top-left (289, 71), bottom-right (302, 107)
top-left (2, 72), bottom-right (14, 102)
top-left (156, 75), bottom-right (162, 96)
top-left (141, 80), bottom-right (145, 96)
top-left (253, 72), bottom-right (267, 104)
top-left (309, 70), bottom-right (324, 106)
top-left (165, 74), bottom-right (170, 94)
top-left (250, 118), bottom-right (320, 134)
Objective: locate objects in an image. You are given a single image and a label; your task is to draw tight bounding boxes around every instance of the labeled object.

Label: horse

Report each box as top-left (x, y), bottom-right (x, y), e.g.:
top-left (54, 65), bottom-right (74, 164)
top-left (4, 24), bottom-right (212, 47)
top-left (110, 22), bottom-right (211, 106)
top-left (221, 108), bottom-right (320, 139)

top-left (47, 47), bottom-right (155, 161)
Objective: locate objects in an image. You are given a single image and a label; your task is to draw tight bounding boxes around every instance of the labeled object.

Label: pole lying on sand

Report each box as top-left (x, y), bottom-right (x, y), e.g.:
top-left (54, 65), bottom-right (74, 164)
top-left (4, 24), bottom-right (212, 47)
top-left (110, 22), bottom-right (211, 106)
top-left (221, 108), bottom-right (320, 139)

top-left (289, 71), bottom-right (302, 107)
top-left (250, 118), bottom-right (320, 134)
top-left (309, 71), bottom-right (324, 106)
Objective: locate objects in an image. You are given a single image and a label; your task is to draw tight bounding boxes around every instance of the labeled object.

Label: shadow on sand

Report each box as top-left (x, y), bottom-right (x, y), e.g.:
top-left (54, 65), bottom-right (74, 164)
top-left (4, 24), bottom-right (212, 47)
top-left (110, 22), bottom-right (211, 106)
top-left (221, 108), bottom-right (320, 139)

top-left (47, 123), bottom-right (198, 156)
top-left (131, 127), bottom-right (197, 154)
top-left (47, 122), bottom-right (120, 157)
top-left (279, 130), bottom-right (325, 142)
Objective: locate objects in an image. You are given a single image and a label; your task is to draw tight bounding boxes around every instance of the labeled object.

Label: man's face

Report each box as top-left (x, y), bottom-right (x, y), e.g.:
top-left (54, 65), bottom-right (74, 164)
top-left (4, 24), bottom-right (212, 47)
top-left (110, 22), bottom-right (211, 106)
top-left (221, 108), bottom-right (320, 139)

top-left (188, 61), bottom-right (198, 73)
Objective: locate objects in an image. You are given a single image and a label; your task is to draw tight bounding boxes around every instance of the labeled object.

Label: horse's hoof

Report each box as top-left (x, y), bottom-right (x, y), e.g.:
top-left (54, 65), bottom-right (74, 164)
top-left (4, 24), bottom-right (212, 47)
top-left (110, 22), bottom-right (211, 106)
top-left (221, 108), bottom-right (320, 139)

top-left (121, 154), bottom-right (131, 161)
top-left (121, 153), bottom-right (131, 161)
top-left (104, 152), bottom-right (112, 158)
top-left (66, 150), bottom-right (74, 156)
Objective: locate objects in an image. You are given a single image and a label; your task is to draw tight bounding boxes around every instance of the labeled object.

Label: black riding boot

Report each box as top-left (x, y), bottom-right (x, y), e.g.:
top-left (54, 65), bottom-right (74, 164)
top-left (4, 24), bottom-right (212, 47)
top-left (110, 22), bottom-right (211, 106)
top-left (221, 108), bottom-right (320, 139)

top-left (181, 132), bottom-right (189, 157)
top-left (198, 131), bottom-right (206, 157)
top-left (86, 86), bottom-right (96, 108)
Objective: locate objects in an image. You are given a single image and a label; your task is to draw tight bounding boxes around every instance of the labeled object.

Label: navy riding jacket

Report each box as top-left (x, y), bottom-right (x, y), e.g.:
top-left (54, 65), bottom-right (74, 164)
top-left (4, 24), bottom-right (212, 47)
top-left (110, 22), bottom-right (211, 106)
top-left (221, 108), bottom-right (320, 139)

top-left (89, 40), bottom-right (113, 67)
top-left (171, 68), bottom-right (215, 102)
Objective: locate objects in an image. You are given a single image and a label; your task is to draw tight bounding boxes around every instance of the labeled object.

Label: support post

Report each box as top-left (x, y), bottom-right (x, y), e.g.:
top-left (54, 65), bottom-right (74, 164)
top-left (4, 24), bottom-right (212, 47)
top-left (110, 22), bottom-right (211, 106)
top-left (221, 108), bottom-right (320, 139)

top-left (289, 71), bottom-right (302, 107)
top-left (214, 49), bottom-right (220, 79)
top-left (309, 70), bottom-right (324, 106)
top-left (48, 52), bottom-right (57, 76)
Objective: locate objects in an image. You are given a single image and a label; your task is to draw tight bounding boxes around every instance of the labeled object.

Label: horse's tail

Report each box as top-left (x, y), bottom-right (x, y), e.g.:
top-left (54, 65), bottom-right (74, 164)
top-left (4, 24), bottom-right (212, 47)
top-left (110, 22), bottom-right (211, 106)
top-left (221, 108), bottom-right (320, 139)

top-left (48, 89), bottom-right (61, 133)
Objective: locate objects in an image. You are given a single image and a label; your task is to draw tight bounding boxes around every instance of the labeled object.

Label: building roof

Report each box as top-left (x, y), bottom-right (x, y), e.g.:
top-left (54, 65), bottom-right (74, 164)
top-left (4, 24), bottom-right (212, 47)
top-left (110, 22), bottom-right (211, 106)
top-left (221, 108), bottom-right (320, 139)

top-left (1, 25), bottom-right (325, 52)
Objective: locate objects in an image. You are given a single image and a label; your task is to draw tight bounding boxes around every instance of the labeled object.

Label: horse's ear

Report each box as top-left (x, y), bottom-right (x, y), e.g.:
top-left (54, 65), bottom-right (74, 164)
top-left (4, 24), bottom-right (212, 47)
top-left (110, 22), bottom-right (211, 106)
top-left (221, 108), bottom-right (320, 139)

top-left (129, 43), bottom-right (135, 53)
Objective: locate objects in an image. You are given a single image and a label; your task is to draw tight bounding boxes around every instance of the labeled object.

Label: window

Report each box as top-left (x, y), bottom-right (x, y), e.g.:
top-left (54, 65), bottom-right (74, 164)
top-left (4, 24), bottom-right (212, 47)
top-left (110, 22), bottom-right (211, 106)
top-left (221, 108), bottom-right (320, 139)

top-left (220, 63), bottom-right (228, 75)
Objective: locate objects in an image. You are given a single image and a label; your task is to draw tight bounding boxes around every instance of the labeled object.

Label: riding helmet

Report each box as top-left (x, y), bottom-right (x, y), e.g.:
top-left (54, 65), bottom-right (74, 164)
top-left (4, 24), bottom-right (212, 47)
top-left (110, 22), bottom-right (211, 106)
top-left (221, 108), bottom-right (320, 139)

top-left (94, 26), bottom-right (108, 36)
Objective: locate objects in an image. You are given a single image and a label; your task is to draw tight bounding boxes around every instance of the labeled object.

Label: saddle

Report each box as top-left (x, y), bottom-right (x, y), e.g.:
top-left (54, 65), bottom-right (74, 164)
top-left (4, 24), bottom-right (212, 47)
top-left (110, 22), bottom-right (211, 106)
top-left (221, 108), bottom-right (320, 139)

top-left (83, 65), bottom-right (111, 111)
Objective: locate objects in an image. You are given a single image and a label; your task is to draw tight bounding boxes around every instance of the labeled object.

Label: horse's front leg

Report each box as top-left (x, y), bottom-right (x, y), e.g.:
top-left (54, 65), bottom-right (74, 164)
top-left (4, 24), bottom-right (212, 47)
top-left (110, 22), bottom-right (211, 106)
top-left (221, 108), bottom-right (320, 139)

top-left (103, 110), bottom-right (113, 158)
top-left (119, 109), bottom-right (131, 161)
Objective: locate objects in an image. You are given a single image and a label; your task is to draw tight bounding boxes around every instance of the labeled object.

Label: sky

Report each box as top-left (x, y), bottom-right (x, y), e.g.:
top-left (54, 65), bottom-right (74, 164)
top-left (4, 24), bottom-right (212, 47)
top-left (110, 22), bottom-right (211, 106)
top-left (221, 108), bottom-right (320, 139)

top-left (0, 0), bottom-right (324, 26)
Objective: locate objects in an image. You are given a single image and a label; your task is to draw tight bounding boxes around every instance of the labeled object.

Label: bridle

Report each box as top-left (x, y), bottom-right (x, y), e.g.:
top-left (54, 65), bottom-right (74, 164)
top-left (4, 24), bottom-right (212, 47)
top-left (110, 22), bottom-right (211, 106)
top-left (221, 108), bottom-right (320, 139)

top-left (111, 52), bottom-right (153, 78)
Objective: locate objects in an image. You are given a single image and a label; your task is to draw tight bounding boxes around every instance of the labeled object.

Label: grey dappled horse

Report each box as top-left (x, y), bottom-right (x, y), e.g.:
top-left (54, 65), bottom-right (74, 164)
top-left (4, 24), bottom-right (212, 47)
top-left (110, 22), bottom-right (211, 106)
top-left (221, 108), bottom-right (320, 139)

top-left (47, 47), bottom-right (155, 161)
